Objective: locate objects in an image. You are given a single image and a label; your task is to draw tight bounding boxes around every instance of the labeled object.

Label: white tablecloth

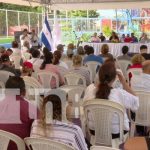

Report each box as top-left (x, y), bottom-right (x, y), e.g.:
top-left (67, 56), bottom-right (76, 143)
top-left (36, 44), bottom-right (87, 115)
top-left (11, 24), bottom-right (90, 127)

top-left (83, 42), bottom-right (150, 57)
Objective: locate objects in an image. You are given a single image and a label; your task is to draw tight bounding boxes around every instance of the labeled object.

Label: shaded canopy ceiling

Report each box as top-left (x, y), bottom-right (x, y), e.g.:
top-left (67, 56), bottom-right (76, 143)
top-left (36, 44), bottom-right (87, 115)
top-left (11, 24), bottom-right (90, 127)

top-left (0, 0), bottom-right (150, 10)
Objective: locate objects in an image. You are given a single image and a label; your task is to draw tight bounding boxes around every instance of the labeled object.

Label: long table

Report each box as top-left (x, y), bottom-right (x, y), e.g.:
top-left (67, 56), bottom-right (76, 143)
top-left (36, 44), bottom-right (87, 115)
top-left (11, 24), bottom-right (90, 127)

top-left (82, 42), bottom-right (150, 57)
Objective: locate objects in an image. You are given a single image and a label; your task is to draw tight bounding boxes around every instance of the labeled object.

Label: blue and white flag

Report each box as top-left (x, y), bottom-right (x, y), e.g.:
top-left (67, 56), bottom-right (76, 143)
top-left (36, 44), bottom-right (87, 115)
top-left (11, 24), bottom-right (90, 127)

top-left (41, 16), bottom-right (53, 51)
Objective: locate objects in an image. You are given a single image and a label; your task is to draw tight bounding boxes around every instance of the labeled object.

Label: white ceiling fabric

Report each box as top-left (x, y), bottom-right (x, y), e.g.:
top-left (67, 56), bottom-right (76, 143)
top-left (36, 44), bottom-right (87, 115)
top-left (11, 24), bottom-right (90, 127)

top-left (0, 0), bottom-right (150, 10)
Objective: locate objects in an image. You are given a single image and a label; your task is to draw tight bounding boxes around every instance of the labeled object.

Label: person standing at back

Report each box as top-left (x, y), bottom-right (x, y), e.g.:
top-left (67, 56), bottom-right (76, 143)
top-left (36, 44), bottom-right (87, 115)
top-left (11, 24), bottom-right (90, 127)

top-left (20, 29), bottom-right (30, 49)
top-left (83, 46), bottom-right (104, 65)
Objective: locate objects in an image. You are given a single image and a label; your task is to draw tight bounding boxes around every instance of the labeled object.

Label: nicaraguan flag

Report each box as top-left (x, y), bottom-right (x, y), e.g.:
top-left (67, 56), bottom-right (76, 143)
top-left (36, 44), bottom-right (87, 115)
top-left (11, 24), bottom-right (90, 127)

top-left (41, 16), bottom-right (53, 51)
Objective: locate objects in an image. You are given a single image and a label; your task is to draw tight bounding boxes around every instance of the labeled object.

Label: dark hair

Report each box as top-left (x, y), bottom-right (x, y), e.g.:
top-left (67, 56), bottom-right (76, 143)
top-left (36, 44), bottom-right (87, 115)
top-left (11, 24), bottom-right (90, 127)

top-left (96, 62), bottom-right (116, 99)
top-left (122, 46), bottom-right (129, 55)
top-left (53, 50), bottom-right (61, 65)
top-left (7, 48), bottom-right (13, 53)
top-left (23, 29), bottom-right (28, 32)
top-left (77, 46), bottom-right (85, 55)
top-left (32, 50), bottom-right (40, 58)
top-left (86, 46), bottom-right (94, 55)
top-left (140, 45), bottom-right (147, 50)
top-left (12, 41), bottom-right (19, 48)
top-left (5, 76), bottom-right (25, 95)
top-left (40, 51), bottom-right (53, 70)
top-left (41, 95), bottom-right (62, 126)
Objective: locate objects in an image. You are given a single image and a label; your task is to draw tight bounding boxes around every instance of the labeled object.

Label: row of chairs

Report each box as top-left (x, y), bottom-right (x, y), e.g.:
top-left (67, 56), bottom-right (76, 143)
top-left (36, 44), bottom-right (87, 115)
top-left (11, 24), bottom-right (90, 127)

top-left (0, 129), bottom-right (119, 150)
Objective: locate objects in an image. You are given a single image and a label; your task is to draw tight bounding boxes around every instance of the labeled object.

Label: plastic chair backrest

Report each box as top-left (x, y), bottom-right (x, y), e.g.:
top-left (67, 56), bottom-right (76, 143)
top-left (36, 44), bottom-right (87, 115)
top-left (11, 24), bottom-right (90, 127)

top-left (67, 86), bottom-right (85, 118)
top-left (0, 130), bottom-right (25, 150)
top-left (64, 73), bottom-right (86, 87)
top-left (24, 137), bottom-right (75, 150)
top-left (0, 71), bottom-right (15, 84)
top-left (135, 91), bottom-right (150, 126)
top-left (83, 99), bottom-right (125, 146)
top-left (37, 71), bottom-right (59, 89)
top-left (44, 89), bottom-right (67, 122)
top-left (91, 146), bottom-right (119, 150)
top-left (85, 61), bottom-right (102, 83)
top-left (22, 52), bottom-right (31, 61)
top-left (117, 60), bottom-right (131, 79)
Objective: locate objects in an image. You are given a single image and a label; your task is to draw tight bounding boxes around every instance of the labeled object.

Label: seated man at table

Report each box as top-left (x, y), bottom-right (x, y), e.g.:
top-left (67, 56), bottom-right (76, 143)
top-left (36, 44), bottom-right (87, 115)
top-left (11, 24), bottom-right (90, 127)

top-left (91, 32), bottom-right (100, 43)
top-left (131, 60), bottom-right (150, 91)
top-left (117, 46), bottom-right (131, 61)
top-left (140, 45), bottom-right (150, 60)
top-left (83, 46), bottom-right (104, 65)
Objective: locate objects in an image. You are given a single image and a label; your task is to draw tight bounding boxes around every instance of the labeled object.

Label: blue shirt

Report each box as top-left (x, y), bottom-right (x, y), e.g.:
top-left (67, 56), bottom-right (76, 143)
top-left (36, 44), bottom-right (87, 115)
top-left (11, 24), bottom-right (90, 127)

top-left (83, 54), bottom-right (104, 65)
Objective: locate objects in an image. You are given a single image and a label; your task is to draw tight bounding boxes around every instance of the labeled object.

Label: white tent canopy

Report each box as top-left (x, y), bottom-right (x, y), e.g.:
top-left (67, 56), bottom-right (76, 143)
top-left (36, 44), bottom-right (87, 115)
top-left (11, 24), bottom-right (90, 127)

top-left (0, 0), bottom-right (150, 10)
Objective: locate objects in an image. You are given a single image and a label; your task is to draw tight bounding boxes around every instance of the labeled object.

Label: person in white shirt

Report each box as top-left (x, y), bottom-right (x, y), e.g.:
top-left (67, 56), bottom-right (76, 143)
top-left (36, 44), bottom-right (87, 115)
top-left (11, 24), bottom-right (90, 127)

top-left (30, 29), bottom-right (39, 48)
top-left (11, 41), bottom-right (21, 56)
top-left (131, 60), bottom-right (150, 91)
top-left (20, 29), bottom-right (30, 49)
top-left (83, 61), bottom-right (139, 136)
top-left (28, 50), bottom-right (43, 70)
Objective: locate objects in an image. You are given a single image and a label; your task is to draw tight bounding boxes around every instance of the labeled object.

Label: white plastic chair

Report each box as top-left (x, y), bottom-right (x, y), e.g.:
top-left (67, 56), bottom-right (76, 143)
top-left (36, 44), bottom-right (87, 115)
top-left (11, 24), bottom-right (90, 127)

top-left (117, 60), bottom-right (131, 80)
top-left (10, 55), bottom-right (22, 69)
top-left (23, 76), bottom-right (43, 107)
top-left (24, 137), bottom-right (75, 150)
top-left (0, 130), bottom-right (25, 150)
top-left (91, 146), bottom-right (119, 150)
top-left (0, 71), bottom-right (15, 84)
top-left (67, 86), bottom-right (85, 118)
top-left (65, 60), bottom-right (73, 69)
top-left (0, 81), bottom-right (5, 89)
top-left (83, 99), bottom-right (125, 147)
top-left (85, 61), bottom-right (102, 83)
top-left (44, 89), bottom-right (67, 123)
top-left (37, 71), bottom-right (59, 89)
top-left (64, 73), bottom-right (86, 87)
top-left (130, 91), bottom-right (150, 137)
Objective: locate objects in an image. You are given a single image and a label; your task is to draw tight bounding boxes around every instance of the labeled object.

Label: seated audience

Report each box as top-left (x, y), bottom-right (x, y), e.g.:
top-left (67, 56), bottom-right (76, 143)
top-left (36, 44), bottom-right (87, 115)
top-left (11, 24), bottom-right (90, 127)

top-left (28, 49), bottom-right (43, 70)
top-left (99, 44), bottom-right (113, 61)
top-left (53, 50), bottom-right (68, 69)
top-left (84, 45), bottom-right (90, 56)
top-left (68, 55), bottom-right (90, 86)
top-left (83, 62), bottom-right (139, 138)
top-left (128, 54), bottom-right (145, 82)
top-left (11, 41), bottom-right (21, 56)
top-left (22, 41), bottom-right (30, 53)
top-left (140, 33), bottom-right (150, 43)
top-left (83, 46), bottom-right (103, 65)
top-left (56, 44), bottom-right (65, 59)
top-left (77, 46), bottom-right (85, 59)
top-left (31, 94), bottom-right (88, 150)
top-left (0, 46), bottom-right (6, 57)
top-left (67, 43), bottom-right (75, 56)
top-left (131, 33), bottom-right (138, 43)
top-left (131, 60), bottom-right (150, 91)
top-left (140, 45), bottom-right (150, 60)
top-left (98, 33), bottom-right (106, 42)
top-left (124, 34), bottom-right (132, 43)
top-left (0, 76), bottom-right (39, 150)
top-left (21, 61), bottom-right (33, 77)
top-left (6, 48), bottom-right (13, 56)
top-left (40, 51), bottom-right (64, 88)
top-left (117, 46), bottom-right (131, 61)
top-left (109, 31), bottom-right (119, 43)
top-left (0, 54), bottom-right (20, 76)
top-left (91, 32), bottom-right (100, 43)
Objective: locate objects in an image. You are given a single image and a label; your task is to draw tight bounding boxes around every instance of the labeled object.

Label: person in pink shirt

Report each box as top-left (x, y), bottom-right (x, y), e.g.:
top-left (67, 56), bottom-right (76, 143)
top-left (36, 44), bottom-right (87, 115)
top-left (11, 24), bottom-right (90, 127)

top-left (39, 48), bottom-right (64, 88)
top-left (91, 32), bottom-right (100, 43)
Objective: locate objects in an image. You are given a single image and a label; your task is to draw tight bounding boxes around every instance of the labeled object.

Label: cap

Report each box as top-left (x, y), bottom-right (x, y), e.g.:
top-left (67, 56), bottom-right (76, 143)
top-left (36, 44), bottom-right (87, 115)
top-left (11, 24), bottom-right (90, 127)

top-left (23, 61), bottom-right (33, 69)
top-left (1, 54), bottom-right (10, 62)
top-left (57, 44), bottom-right (65, 51)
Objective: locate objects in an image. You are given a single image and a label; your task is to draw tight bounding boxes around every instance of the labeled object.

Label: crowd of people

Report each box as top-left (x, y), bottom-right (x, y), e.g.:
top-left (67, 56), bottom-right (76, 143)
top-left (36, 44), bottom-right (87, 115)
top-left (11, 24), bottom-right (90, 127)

top-left (0, 29), bottom-right (150, 150)
top-left (91, 31), bottom-right (150, 43)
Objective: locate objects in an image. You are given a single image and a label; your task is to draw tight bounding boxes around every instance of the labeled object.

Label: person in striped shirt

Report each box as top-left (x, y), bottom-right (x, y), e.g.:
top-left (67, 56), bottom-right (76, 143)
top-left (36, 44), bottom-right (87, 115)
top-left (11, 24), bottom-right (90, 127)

top-left (30, 94), bottom-right (88, 150)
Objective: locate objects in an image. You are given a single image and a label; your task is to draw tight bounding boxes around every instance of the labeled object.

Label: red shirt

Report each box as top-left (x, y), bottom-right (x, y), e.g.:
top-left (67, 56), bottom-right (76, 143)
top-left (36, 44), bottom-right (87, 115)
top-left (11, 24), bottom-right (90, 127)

top-left (0, 95), bottom-right (39, 150)
top-left (124, 37), bottom-right (133, 43)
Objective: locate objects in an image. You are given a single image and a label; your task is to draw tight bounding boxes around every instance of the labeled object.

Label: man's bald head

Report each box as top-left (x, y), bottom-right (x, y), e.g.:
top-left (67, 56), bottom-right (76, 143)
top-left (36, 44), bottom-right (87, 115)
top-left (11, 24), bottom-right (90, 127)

top-left (142, 60), bottom-right (150, 74)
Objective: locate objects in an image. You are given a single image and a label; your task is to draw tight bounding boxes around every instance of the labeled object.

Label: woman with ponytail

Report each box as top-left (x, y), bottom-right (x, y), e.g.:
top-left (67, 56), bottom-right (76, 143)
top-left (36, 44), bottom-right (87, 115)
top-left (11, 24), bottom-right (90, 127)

top-left (84, 61), bottom-right (139, 138)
